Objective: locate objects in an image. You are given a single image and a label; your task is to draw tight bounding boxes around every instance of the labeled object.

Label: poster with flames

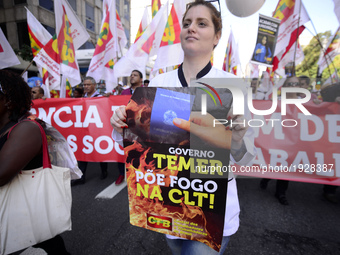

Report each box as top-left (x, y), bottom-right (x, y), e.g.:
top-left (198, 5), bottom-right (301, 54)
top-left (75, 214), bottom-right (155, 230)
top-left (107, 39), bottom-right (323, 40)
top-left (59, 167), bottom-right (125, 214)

top-left (124, 87), bottom-right (233, 251)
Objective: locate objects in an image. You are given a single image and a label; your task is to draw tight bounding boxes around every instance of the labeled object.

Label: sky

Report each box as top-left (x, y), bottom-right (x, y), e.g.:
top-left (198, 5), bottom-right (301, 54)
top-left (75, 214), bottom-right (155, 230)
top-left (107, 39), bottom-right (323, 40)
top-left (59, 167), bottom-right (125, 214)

top-left (130, 0), bottom-right (339, 75)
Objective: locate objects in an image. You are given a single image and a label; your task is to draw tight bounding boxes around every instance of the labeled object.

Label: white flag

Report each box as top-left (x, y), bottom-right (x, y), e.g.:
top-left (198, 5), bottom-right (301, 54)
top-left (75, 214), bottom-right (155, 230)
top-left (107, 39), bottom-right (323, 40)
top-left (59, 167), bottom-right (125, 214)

top-left (54, 0), bottom-right (86, 86)
top-left (153, 0), bottom-right (185, 72)
top-left (317, 27), bottom-right (340, 75)
top-left (87, 0), bottom-right (118, 90)
top-left (55, 0), bottom-right (90, 50)
top-left (114, 1), bottom-right (168, 79)
top-left (274, 0), bottom-right (310, 56)
top-left (333, 0), bottom-right (340, 24)
top-left (0, 28), bottom-right (20, 69)
top-left (134, 7), bottom-right (150, 43)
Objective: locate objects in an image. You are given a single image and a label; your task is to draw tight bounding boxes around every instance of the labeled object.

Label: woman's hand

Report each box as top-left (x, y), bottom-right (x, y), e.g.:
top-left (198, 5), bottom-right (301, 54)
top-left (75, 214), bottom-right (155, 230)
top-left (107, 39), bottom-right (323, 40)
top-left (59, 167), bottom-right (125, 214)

top-left (173, 112), bottom-right (232, 149)
top-left (110, 105), bottom-right (127, 135)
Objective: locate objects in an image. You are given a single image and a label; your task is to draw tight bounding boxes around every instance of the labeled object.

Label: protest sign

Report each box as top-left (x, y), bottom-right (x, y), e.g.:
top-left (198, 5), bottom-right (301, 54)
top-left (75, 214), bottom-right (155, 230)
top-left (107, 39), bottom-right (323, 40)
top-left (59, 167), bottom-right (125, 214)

top-left (251, 14), bottom-right (280, 67)
top-left (123, 87), bottom-right (233, 251)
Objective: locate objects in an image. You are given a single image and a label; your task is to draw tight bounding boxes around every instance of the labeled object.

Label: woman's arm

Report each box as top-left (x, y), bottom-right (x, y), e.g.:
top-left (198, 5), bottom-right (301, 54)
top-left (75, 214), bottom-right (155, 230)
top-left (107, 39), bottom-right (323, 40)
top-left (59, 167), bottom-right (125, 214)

top-left (0, 121), bottom-right (42, 186)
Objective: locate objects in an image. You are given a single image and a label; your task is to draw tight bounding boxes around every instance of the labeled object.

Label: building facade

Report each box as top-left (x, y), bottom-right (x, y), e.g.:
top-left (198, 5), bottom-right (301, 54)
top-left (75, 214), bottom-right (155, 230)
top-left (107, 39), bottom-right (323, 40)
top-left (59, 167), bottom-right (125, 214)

top-left (0, 0), bottom-right (130, 74)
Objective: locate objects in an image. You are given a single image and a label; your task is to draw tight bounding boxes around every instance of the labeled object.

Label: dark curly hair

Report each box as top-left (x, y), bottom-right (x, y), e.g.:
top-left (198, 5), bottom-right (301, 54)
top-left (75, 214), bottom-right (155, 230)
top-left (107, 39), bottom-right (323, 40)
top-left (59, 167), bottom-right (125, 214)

top-left (0, 70), bottom-right (32, 122)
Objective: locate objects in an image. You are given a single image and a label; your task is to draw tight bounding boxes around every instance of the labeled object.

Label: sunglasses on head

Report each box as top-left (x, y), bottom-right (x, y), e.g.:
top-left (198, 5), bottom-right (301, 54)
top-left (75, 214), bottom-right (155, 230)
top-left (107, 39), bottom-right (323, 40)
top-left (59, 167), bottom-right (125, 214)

top-left (186, 0), bottom-right (221, 13)
top-left (286, 82), bottom-right (300, 87)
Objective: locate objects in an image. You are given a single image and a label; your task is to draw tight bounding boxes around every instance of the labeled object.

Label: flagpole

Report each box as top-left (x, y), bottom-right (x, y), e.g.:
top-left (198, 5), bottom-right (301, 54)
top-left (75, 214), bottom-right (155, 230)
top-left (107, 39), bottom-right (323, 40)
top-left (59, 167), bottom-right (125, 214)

top-left (20, 59), bottom-right (34, 76)
top-left (293, 0), bottom-right (302, 76)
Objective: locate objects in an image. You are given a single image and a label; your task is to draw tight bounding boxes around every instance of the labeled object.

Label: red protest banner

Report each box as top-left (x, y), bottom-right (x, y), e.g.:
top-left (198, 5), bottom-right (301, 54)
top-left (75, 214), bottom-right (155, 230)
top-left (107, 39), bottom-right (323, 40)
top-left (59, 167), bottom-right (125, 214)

top-left (31, 97), bottom-right (340, 186)
top-left (31, 96), bottom-right (130, 162)
top-left (233, 100), bottom-right (340, 186)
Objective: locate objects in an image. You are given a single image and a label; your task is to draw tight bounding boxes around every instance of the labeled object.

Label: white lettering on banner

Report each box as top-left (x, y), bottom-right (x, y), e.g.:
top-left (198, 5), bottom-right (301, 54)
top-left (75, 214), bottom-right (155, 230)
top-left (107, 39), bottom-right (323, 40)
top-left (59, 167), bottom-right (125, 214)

top-left (83, 135), bottom-right (93, 154)
top-left (115, 142), bottom-right (124, 155)
top-left (33, 105), bottom-right (103, 128)
top-left (253, 114), bottom-right (284, 139)
top-left (269, 149), bottom-right (289, 167)
top-left (73, 105), bottom-right (83, 128)
top-left (83, 105), bottom-right (103, 128)
top-left (325, 115), bottom-right (340, 143)
top-left (67, 135), bottom-right (78, 153)
top-left (55, 107), bottom-right (73, 128)
top-left (290, 151), bottom-right (311, 170)
top-left (298, 113), bottom-right (324, 141)
top-left (95, 136), bottom-right (114, 154)
top-left (81, 135), bottom-right (116, 155)
top-left (30, 107), bottom-right (56, 125)
top-left (251, 148), bottom-right (267, 166)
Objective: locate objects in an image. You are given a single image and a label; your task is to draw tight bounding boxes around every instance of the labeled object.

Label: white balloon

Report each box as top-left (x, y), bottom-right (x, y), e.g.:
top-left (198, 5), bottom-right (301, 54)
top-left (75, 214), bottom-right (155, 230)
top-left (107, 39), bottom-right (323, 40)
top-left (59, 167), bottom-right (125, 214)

top-left (226, 0), bottom-right (266, 17)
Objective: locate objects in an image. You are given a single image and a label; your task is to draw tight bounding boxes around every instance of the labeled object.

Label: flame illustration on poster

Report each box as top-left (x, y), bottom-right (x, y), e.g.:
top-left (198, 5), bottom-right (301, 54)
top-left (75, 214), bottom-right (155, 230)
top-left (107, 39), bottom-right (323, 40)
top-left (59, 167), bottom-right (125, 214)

top-left (123, 87), bottom-right (233, 252)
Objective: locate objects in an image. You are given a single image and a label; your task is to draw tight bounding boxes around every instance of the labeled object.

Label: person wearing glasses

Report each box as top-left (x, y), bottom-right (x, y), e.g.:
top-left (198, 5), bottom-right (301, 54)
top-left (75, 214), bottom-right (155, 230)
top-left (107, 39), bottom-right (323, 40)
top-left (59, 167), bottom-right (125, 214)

top-left (111, 1), bottom-right (256, 254)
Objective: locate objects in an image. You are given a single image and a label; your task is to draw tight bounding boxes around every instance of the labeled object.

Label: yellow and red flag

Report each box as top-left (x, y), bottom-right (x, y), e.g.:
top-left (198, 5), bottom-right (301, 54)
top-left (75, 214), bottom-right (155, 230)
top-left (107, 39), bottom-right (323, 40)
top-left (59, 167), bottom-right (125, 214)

top-left (33, 0), bottom-right (89, 95)
top-left (114, 1), bottom-right (168, 79)
top-left (222, 29), bottom-right (239, 75)
top-left (135, 7), bottom-right (150, 43)
top-left (152, 0), bottom-right (185, 74)
top-left (271, 0), bottom-right (309, 74)
top-left (317, 27), bottom-right (340, 75)
top-left (152, 0), bottom-right (162, 19)
top-left (87, 0), bottom-right (127, 92)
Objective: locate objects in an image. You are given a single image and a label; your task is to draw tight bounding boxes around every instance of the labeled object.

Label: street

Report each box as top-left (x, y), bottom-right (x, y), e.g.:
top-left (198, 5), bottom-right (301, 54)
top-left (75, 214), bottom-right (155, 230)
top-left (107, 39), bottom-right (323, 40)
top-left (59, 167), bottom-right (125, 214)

top-left (25, 163), bottom-right (340, 255)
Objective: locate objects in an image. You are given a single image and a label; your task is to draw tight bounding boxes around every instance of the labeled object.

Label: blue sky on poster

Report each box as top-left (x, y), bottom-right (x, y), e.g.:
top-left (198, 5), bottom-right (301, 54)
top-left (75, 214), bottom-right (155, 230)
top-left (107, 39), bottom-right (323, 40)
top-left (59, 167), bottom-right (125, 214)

top-left (130, 0), bottom-right (339, 75)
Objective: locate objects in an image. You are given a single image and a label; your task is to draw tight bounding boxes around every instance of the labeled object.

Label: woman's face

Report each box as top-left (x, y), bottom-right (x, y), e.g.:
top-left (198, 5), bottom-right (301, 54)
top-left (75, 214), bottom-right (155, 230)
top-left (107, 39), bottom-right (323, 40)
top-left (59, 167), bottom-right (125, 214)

top-left (180, 5), bottom-right (220, 57)
top-left (262, 36), bottom-right (267, 45)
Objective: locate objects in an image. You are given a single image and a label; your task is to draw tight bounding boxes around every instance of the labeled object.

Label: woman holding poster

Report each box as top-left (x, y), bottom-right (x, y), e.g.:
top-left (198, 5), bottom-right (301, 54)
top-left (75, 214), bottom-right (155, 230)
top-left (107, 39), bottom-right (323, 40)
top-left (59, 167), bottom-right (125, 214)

top-left (111, 1), bottom-right (256, 254)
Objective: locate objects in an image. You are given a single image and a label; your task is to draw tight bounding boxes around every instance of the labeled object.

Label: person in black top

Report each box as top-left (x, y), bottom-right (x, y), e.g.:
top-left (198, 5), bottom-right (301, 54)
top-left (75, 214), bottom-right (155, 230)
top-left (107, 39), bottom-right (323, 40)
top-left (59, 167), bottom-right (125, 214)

top-left (0, 70), bottom-right (70, 255)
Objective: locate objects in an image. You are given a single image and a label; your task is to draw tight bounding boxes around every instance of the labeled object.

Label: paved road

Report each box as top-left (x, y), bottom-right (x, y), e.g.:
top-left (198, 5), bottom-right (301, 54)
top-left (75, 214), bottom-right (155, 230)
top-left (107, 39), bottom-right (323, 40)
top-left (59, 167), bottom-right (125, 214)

top-left (22, 163), bottom-right (340, 254)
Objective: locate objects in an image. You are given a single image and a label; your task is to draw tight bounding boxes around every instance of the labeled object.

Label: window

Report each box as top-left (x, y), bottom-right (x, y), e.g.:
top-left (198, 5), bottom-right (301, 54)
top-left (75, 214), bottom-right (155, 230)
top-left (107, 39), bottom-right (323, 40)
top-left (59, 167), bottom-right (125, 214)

top-left (79, 41), bottom-right (95, 49)
top-left (0, 23), bottom-right (7, 37)
top-left (68, 0), bottom-right (76, 12)
top-left (0, 0), bottom-right (3, 8)
top-left (124, 27), bottom-right (130, 47)
top-left (42, 24), bottom-right (55, 36)
top-left (17, 21), bottom-right (30, 48)
top-left (14, 0), bottom-right (26, 4)
top-left (116, 1), bottom-right (120, 13)
top-left (124, 0), bottom-right (130, 20)
top-left (39, 0), bottom-right (53, 11)
top-left (85, 2), bottom-right (94, 32)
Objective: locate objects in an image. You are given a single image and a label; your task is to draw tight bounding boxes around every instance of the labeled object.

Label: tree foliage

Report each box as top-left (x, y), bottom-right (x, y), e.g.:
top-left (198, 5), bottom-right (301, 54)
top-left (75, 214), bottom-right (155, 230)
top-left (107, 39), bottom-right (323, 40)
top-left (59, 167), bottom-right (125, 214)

top-left (14, 44), bottom-right (33, 63)
top-left (296, 31), bottom-right (340, 80)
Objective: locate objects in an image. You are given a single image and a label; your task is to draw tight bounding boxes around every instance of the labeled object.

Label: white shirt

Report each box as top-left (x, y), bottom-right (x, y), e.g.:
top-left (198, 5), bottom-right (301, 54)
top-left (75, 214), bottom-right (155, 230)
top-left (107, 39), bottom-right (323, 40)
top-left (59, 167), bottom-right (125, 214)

top-left (150, 64), bottom-right (256, 238)
top-left (113, 63), bottom-right (256, 237)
